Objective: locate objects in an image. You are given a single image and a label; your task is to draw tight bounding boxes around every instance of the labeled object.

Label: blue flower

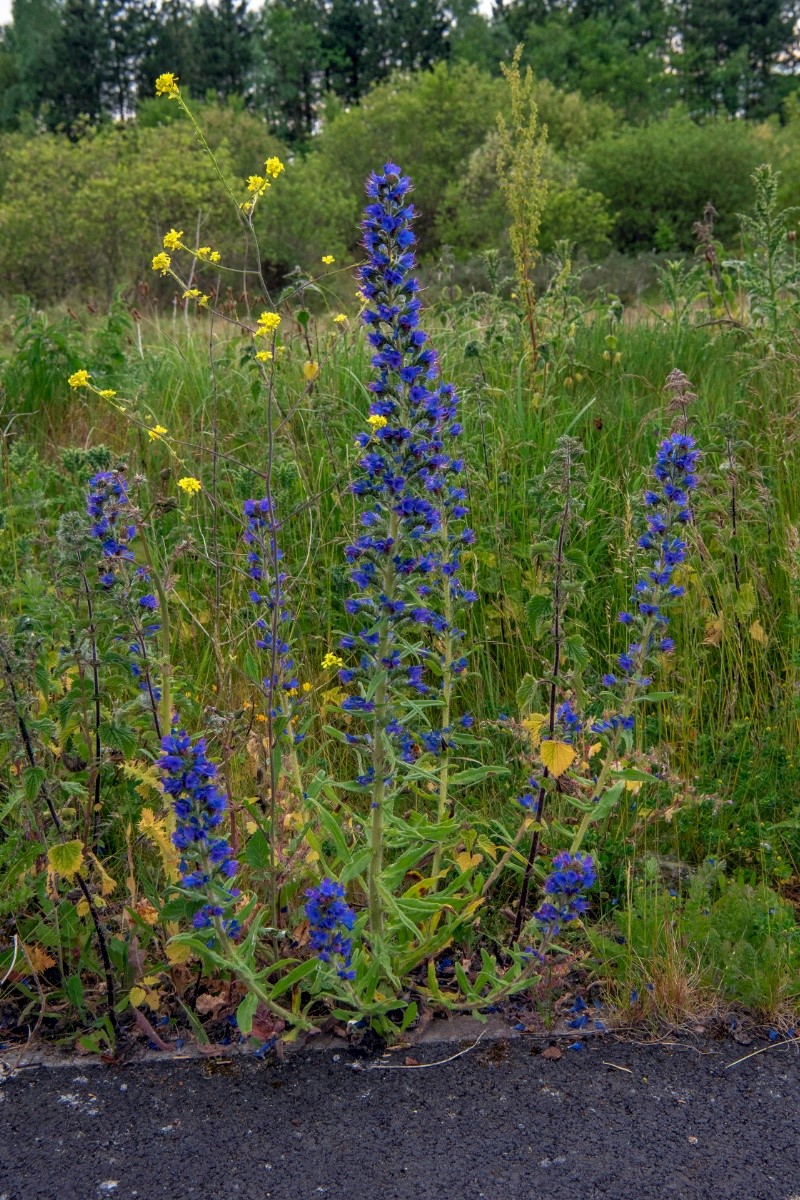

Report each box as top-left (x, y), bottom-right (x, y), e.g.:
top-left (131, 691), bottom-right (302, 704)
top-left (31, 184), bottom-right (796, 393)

top-left (534, 851), bottom-right (596, 942)
top-left (340, 163), bottom-right (475, 767)
top-left (158, 725), bottom-right (240, 938)
top-left (305, 879), bottom-right (357, 980)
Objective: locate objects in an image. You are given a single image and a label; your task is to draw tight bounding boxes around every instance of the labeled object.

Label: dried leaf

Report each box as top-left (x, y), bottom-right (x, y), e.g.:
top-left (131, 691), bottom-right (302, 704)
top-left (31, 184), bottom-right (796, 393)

top-left (541, 1046), bottom-right (562, 1060)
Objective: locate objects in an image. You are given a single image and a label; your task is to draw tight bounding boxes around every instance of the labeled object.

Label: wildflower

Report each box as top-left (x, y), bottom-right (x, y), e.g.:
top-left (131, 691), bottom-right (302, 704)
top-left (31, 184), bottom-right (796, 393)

top-left (243, 497), bottom-right (306, 744)
top-left (148, 425), bottom-right (168, 441)
top-left (334, 313), bottom-right (348, 324)
top-left (163, 228), bottom-right (184, 251)
top-left (322, 255), bottom-right (335, 265)
top-left (264, 156), bottom-right (284, 178)
top-left (68, 369), bottom-right (90, 389)
top-left (255, 311), bottom-right (281, 336)
top-left (534, 851), bottom-right (596, 941)
top-left (304, 879), bottom-right (356, 980)
top-left (322, 652), bottom-right (344, 670)
top-left (158, 727), bottom-right (240, 936)
top-left (98, 389), bottom-right (117, 399)
top-left (341, 162), bottom-right (475, 835)
top-left (182, 288), bottom-right (201, 300)
top-left (302, 681), bottom-right (313, 693)
top-left (198, 295), bottom-right (211, 307)
top-left (247, 174), bottom-right (268, 193)
top-left (178, 476), bottom-right (202, 494)
top-left (594, 431), bottom-right (700, 737)
top-left (152, 252), bottom-right (171, 275)
top-left (255, 350), bottom-right (273, 363)
top-left (155, 72), bottom-right (180, 99)
top-left (302, 361), bottom-right (319, 382)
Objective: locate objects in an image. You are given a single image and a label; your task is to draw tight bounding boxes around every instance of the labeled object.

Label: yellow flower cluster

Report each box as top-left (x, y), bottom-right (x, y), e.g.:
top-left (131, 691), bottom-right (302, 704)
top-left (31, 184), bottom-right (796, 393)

top-left (177, 476), bottom-right (202, 494)
top-left (321, 652), bottom-right (344, 670)
top-left (163, 228), bottom-right (184, 251)
top-left (255, 350), bottom-right (273, 363)
top-left (367, 413), bottom-right (388, 430)
top-left (322, 255), bottom-right (335, 265)
top-left (197, 246), bottom-right (220, 263)
top-left (264, 156), bottom-right (284, 179)
top-left (99, 389), bottom-right (117, 398)
top-left (155, 72), bottom-right (180, 100)
top-left (68, 369), bottom-right (90, 389)
top-left (255, 311), bottom-right (281, 338)
top-left (148, 424), bottom-right (168, 441)
top-left (246, 174), bottom-right (269, 196)
top-left (334, 313), bottom-right (348, 324)
top-left (152, 252), bottom-right (171, 275)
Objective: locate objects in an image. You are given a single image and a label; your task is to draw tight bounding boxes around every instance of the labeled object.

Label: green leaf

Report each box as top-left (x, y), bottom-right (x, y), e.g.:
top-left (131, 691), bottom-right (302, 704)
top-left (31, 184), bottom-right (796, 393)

top-left (236, 991), bottom-right (258, 1037)
top-left (22, 766), bottom-right (47, 805)
top-left (449, 765), bottom-right (511, 787)
top-left (242, 651), bottom-right (262, 685)
top-left (244, 831), bottom-right (270, 873)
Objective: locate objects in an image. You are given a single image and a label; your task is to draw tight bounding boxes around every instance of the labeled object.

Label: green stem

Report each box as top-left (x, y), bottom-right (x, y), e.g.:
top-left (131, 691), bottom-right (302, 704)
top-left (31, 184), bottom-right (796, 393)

top-left (431, 572), bottom-right (454, 883)
top-left (139, 534), bottom-right (172, 735)
top-left (368, 512), bottom-right (400, 940)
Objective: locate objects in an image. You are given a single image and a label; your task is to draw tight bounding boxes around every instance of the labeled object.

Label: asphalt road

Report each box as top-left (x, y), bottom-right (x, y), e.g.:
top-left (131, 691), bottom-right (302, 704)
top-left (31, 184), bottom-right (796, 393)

top-left (1, 1035), bottom-right (798, 1200)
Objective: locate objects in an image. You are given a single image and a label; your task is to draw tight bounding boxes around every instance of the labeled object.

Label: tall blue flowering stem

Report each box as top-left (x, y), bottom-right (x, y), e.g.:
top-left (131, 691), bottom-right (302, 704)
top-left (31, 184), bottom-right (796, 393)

top-left (570, 429), bottom-right (700, 853)
top-left (340, 163), bottom-right (474, 937)
top-left (86, 468), bottom-right (171, 736)
top-left (304, 879), bottom-right (356, 981)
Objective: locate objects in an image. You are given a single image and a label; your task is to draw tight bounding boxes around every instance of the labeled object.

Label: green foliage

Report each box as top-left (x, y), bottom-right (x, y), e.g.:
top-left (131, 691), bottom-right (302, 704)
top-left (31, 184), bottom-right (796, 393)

top-left (581, 111), bottom-right (767, 252)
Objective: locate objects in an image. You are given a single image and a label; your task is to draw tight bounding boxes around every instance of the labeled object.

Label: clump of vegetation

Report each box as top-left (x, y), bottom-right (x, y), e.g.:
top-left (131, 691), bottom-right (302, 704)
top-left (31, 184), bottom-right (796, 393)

top-left (0, 68), bottom-right (799, 1056)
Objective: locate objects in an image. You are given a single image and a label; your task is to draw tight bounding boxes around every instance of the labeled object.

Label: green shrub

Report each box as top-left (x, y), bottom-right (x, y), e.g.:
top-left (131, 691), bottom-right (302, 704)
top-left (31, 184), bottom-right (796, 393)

top-left (581, 110), bottom-right (768, 252)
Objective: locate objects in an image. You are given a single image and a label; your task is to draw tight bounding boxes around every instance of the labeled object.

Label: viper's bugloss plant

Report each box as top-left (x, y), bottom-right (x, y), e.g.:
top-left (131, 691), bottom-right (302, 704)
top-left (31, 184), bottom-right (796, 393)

top-left (305, 879), bottom-right (356, 980)
top-left (86, 468), bottom-right (165, 729)
top-left (340, 162), bottom-right (476, 937)
top-left (534, 851), bottom-right (596, 941)
top-left (159, 725), bottom-right (241, 936)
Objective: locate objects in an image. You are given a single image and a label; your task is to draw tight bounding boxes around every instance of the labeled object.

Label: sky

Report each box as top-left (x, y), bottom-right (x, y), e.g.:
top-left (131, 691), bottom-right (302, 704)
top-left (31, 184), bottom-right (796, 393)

top-left (0, 0), bottom-right (495, 31)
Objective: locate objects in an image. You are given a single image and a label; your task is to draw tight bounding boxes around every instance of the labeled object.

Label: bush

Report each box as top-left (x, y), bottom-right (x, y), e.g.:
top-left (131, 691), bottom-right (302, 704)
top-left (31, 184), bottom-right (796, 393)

top-left (580, 110), bottom-right (768, 252)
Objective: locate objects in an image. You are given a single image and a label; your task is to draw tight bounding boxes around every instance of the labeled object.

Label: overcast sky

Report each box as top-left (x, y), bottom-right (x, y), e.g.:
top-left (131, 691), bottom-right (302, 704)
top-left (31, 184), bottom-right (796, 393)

top-left (0, 0), bottom-right (495, 29)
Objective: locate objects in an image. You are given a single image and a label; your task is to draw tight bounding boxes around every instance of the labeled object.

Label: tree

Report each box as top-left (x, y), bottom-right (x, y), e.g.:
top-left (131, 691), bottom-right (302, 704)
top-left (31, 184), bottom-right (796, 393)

top-left (671, 0), bottom-right (800, 117)
top-left (187, 0), bottom-right (253, 99)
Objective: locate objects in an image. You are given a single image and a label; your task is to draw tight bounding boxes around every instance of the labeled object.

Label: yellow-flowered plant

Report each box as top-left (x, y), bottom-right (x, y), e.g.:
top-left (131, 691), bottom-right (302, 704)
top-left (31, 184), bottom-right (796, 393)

top-left (177, 476), bottom-right (202, 494)
top-left (68, 369), bottom-right (90, 389)
top-left (152, 252), bottom-right (171, 275)
top-left (256, 311), bottom-right (281, 337)
top-left (321, 652), bottom-right (344, 670)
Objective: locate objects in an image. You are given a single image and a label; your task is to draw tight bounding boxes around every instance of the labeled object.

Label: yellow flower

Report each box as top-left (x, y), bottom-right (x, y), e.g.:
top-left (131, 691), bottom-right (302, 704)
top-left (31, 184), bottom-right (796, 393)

top-left (152, 252), bottom-right (171, 275)
top-left (98, 389), bottom-right (116, 399)
top-left (255, 311), bottom-right (281, 336)
top-left (276, 345), bottom-right (286, 356)
top-left (163, 228), bottom-right (183, 251)
top-left (367, 413), bottom-right (388, 430)
top-left (210, 250), bottom-right (220, 263)
top-left (321, 255), bottom-right (335, 265)
top-left (177, 476), bottom-right (202, 494)
top-left (303, 361), bottom-right (320, 382)
top-left (155, 72), bottom-right (180, 99)
top-left (182, 288), bottom-right (201, 299)
top-left (301, 681), bottom-right (313, 693)
top-left (68, 369), bottom-right (90, 389)
top-left (334, 313), bottom-right (348, 323)
top-left (198, 294), bottom-right (210, 307)
top-left (148, 424), bottom-right (168, 441)
top-left (255, 350), bottom-right (273, 362)
top-left (247, 174), bottom-right (268, 193)
top-left (264, 156), bottom-right (285, 178)
top-left (322, 652), bottom-right (344, 670)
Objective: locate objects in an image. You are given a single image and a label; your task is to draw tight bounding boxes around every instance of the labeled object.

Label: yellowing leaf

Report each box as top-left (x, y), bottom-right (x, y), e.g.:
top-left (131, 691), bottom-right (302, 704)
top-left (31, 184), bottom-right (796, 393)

top-left (129, 986), bottom-right (147, 1008)
top-left (47, 840), bottom-right (84, 878)
top-left (122, 760), bottom-right (164, 798)
top-left (749, 619), bottom-right (768, 647)
top-left (521, 712), bottom-right (548, 747)
top-left (540, 740), bottom-right (576, 778)
top-left (88, 853), bottom-right (117, 897)
top-left (455, 850), bottom-right (482, 873)
top-left (166, 941), bottom-right (193, 965)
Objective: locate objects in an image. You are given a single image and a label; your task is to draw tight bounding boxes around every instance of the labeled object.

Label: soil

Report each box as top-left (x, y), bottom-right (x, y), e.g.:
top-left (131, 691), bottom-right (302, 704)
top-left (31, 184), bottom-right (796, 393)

top-left (1, 1034), bottom-right (798, 1200)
